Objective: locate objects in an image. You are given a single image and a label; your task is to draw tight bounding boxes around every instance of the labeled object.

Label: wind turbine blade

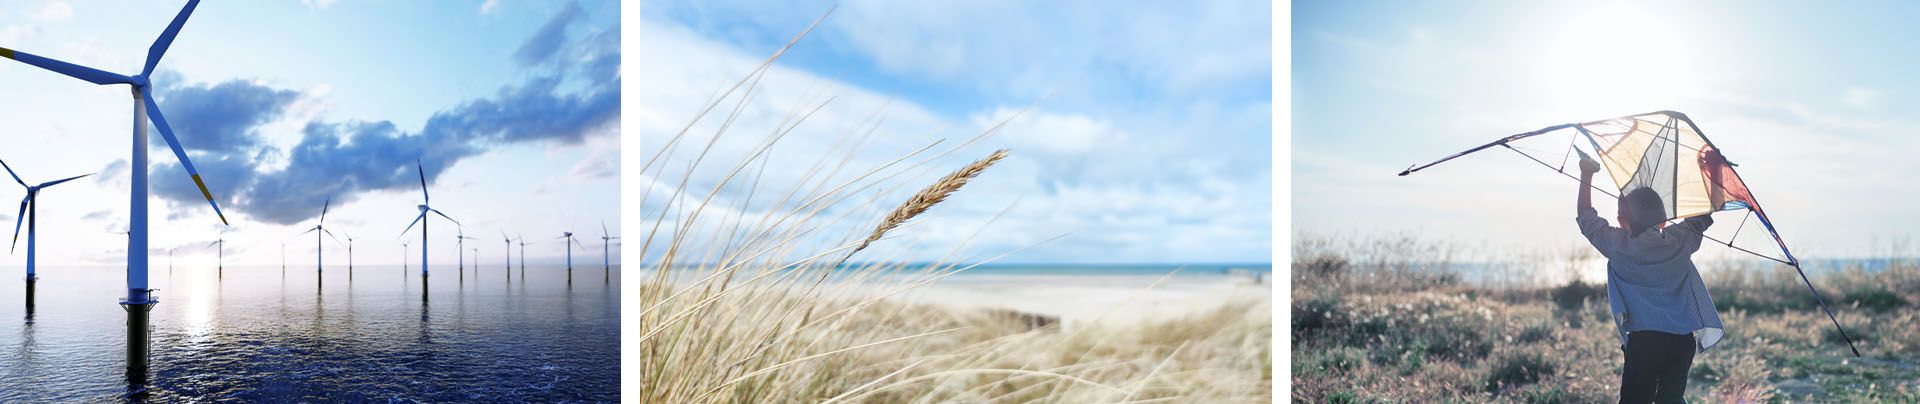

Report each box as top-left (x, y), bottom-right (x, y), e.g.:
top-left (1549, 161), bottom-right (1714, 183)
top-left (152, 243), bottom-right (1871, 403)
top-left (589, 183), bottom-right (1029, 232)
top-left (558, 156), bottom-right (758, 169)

top-left (0, 46), bottom-right (135, 85)
top-left (9, 197), bottom-right (24, 252)
top-left (38, 173), bottom-right (92, 188)
top-left (430, 208), bottom-right (459, 226)
top-left (143, 0), bottom-right (201, 76)
top-left (400, 212), bottom-right (426, 237)
top-left (208, 240), bottom-right (219, 248)
top-left (145, 93), bottom-right (229, 225)
top-left (416, 159), bottom-right (429, 202)
top-left (298, 227), bottom-right (318, 236)
top-left (320, 196), bottom-right (332, 224)
top-left (0, 159), bottom-right (26, 187)
top-left (323, 228), bottom-right (342, 244)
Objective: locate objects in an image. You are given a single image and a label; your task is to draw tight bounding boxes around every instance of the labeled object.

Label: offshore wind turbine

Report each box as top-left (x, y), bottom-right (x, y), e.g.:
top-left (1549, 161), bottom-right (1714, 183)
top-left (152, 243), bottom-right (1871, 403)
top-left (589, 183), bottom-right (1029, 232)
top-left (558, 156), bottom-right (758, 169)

top-left (400, 160), bottom-right (458, 295)
top-left (344, 232), bottom-right (355, 282)
top-left (560, 229), bottom-right (586, 283)
top-left (0, 0), bottom-right (233, 377)
top-left (207, 229), bottom-right (227, 279)
top-left (110, 229), bottom-right (131, 280)
top-left (455, 227), bottom-right (477, 271)
top-left (455, 228), bottom-right (479, 284)
top-left (599, 221), bottom-right (617, 282)
top-left (2, 158), bottom-right (91, 304)
top-left (401, 240), bottom-right (409, 273)
top-left (298, 197), bottom-right (340, 279)
top-left (517, 234), bottom-right (531, 278)
top-left (501, 231), bottom-right (513, 282)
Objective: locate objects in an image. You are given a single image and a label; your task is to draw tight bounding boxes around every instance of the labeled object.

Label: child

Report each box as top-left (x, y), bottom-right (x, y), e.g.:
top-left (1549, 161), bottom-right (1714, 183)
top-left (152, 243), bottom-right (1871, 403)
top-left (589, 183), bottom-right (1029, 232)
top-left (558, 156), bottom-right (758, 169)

top-left (1576, 151), bottom-right (1723, 403)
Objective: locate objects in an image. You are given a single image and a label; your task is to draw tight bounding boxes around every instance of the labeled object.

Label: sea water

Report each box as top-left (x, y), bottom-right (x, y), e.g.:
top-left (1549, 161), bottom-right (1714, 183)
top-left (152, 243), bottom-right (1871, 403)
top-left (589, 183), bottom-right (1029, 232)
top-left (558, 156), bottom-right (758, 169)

top-left (0, 264), bottom-right (618, 401)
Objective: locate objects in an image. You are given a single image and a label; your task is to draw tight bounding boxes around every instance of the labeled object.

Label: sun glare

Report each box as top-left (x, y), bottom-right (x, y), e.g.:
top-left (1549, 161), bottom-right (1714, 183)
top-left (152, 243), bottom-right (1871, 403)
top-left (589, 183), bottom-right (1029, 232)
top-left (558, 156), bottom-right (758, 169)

top-left (1542, 3), bottom-right (1698, 115)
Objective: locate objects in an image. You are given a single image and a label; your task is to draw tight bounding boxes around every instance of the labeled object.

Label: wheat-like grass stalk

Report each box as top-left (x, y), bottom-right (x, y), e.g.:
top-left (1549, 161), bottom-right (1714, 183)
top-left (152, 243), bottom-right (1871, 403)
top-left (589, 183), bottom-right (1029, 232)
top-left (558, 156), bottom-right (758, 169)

top-left (855, 149), bottom-right (1009, 254)
top-left (639, 7), bottom-right (1271, 402)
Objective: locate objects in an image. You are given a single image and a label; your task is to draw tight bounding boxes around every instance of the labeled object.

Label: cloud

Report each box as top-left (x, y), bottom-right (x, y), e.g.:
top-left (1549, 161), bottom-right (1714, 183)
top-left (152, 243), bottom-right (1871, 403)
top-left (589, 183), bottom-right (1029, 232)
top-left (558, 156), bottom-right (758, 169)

top-left (514, 1), bottom-right (581, 67)
top-left (648, 0), bottom-right (1270, 105)
top-left (301, 0), bottom-right (338, 10)
top-left (156, 79), bottom-right (301, 154)
top-left (148, 4), bottom-right (620, 226)
top-left (1844, 87), bottom-right (1883, 111)
top-left (970, 107), bottom-right (1118, 155)
top-left (638, 11), bottom-right (1271, 263)
top-left (32, 1), bottom-right (73, 22)
top-left (480, 0), bottom-right (503, 15)
top-left (569, 144), bottom-right (618, 181)
top-left (95, 159), bottom-right (126, 184)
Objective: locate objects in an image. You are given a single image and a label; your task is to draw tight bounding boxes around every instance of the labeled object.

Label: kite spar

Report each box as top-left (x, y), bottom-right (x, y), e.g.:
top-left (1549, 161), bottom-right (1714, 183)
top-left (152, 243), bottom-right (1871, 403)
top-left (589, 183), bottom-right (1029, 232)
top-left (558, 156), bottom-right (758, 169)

top-left (1399, 110), bottom-right (1860, 358)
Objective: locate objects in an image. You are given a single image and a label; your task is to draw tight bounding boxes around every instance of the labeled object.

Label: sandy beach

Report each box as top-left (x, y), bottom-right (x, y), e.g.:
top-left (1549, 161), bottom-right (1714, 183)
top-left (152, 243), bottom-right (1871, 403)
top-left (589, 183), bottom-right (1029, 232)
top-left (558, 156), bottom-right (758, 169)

top-left (893, 273), bottom-right (1273, 326)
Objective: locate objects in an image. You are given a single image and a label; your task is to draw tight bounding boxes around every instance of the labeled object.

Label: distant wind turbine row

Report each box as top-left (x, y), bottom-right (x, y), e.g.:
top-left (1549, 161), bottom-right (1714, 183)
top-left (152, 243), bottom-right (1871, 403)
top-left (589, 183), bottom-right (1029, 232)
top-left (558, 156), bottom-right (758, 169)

top-left (0, 0), bottom-right (617, 381)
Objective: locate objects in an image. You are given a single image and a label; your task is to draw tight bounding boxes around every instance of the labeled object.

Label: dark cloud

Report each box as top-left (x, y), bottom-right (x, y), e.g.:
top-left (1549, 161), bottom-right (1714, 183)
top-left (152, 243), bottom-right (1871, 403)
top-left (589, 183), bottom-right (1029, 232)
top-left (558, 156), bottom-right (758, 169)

top-left (150, 3), bottom-right (618, 226)
top-left (157, 80), bottom-right (300, 153)
top-left (514, 1), bottom-right (582, 67)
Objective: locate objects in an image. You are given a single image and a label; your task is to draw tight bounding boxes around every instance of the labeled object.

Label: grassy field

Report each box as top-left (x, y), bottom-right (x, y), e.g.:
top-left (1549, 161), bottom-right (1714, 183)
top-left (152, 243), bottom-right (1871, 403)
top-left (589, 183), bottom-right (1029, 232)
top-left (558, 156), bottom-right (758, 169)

top-left (1291, 234), bottom-right (1920, 402)
top-left (638, 145), bottom-right (1273, 402)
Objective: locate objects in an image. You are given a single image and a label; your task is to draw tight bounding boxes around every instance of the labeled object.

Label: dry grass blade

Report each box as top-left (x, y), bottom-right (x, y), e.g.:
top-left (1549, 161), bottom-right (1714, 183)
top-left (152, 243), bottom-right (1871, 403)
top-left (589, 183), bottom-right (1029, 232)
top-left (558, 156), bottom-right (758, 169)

top-left (855, 148), bottom-right (1009, 253)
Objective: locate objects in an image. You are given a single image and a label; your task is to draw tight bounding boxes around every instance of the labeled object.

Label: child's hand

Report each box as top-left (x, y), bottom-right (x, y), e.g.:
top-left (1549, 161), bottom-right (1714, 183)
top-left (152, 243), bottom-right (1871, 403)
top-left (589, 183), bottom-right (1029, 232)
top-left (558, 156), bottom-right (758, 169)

top-left (1577, 149), bottom-right (1601, 175)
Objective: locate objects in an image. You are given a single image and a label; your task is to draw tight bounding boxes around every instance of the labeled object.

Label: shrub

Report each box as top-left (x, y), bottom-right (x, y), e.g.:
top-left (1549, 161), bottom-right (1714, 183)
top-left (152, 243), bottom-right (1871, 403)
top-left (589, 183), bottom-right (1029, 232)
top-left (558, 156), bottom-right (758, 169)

top-left (1292, 295), bottom-right (1345, 342)
top-left (1308, 347), bottom-right (1367, 375)
top-left (1297, 253), bottom-right (1350, 278)
top-left (1516, 322), bottom-right (1553, 344)
top-left (1844, 287), bottom-right (1908, 311)
top-left (1485, 351), bottom-right (1555, 392)
top-left (1550, 280), bottom-right (1601, 312)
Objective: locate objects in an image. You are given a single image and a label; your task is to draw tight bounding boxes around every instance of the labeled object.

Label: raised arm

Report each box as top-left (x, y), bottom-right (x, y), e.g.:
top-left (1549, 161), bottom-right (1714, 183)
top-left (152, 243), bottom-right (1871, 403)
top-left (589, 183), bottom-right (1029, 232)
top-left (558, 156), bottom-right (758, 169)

top-left (1571, 149), bottom-right (1622, 256)
top-left (1577, 149), bottom-right (1600, 213)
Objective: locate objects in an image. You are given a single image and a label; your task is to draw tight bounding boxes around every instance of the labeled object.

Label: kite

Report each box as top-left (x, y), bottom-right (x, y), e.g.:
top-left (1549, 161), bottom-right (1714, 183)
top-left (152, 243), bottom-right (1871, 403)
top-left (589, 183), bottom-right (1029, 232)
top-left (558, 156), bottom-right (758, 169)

top-left (1398, 110), bottom-right (1859, 357)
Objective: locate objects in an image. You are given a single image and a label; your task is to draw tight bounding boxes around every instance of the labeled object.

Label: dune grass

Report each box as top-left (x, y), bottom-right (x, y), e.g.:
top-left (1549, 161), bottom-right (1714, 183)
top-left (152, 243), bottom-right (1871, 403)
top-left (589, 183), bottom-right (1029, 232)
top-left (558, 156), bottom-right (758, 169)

top-left (638, 9), bottom-right (1271, 402)
top-left (1291, 233), bottom-right (1920, 402)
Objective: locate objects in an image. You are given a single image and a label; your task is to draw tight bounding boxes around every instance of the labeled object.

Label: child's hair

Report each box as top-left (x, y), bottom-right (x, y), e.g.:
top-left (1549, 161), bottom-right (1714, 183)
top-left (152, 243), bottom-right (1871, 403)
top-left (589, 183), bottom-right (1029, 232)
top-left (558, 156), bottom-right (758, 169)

top-left (1621, 187), bottom-right (1665, 235)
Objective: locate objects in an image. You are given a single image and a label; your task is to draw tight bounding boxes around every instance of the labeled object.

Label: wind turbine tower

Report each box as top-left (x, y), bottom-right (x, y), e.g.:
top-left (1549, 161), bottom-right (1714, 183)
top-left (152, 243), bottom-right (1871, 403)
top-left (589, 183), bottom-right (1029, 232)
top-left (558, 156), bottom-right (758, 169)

top-left (0, 0), bottom-right (233, 377)
top-left (2, 159), bottom-right (91, 309)
top-left (600, 221), bottom-right (618, 282)
top-left (401, 160), bottom-right (458, 297)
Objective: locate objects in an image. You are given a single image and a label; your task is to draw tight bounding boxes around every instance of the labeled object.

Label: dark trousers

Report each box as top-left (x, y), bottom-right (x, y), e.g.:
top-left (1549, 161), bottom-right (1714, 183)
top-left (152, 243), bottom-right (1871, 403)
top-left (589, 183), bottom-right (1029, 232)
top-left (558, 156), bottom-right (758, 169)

top-left (1619, 330), bottom-right (1696, 403)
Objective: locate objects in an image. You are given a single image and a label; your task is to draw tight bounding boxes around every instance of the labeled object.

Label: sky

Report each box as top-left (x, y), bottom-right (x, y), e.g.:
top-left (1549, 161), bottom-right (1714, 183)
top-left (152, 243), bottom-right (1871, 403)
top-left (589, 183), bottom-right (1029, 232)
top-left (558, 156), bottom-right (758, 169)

top-left (1295, 1), bottom-right (1920, 260)
top-left (637, 1), bottom-right (1274, 264)
top-left (0, 1), bottom-right (619, 269)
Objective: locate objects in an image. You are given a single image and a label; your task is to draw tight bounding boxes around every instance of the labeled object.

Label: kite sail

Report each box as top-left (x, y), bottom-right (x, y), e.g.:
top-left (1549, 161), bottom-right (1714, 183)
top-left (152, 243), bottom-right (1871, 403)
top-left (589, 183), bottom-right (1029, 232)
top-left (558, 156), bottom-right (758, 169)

top-left (1399, 110), bottom-right (1860, 357)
